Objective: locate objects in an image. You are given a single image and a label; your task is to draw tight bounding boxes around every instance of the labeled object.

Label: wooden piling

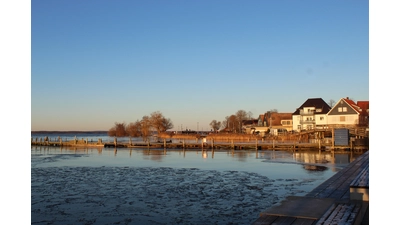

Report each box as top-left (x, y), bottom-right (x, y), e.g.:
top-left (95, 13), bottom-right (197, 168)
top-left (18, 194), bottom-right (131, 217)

top-left (318, 138), bottom-right (321, 150)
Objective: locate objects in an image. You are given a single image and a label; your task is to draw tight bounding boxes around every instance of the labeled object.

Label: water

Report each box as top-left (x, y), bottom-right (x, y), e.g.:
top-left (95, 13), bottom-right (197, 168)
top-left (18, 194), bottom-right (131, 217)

top-left (31, 132), bottom-right (362, 225)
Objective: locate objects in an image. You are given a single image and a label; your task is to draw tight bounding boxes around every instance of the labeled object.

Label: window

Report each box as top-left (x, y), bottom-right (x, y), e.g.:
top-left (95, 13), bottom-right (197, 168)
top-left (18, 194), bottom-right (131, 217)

top-left (320, 117), bottom-right (324, 120)
top-left (343, 107), bottom-right (347, 112)
top-left (338, 107), bottom-right (342, 112)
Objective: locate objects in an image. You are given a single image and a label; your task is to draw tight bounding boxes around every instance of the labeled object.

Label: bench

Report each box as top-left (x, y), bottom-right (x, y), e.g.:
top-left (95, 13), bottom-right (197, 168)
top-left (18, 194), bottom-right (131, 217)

top-left (350, 166), bottom-right (369, 201)
top-left (315, 203), bottom-right (363, 225)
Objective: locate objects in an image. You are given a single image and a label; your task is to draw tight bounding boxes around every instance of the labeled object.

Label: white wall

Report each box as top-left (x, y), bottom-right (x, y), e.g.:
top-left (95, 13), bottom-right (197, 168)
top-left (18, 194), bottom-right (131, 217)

top-left (327, 115), bottom-right (359, 125)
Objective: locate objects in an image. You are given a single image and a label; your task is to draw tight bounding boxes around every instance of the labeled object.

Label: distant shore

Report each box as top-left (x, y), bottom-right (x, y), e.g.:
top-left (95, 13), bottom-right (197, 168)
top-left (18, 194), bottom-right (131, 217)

top-left (31, 130), bottom-right (108, 134)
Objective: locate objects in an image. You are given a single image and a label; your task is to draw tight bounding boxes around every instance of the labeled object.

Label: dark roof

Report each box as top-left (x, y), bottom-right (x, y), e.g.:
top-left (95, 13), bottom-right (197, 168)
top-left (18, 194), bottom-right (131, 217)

top-left (292, 98), bottom-right (331, 115)
top-left (242, 119), bottom-right (258, 126)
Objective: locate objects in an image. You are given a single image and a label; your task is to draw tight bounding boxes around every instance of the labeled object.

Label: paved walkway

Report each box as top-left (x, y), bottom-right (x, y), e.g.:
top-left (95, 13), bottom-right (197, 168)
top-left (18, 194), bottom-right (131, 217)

top-left (252, 151), bottom-right (369, 225)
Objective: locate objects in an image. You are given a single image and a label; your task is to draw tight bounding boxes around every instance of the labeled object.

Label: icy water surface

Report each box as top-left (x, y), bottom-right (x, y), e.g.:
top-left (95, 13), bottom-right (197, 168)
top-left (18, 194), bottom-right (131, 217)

top-left (31, 146), bottom-right (360, 225)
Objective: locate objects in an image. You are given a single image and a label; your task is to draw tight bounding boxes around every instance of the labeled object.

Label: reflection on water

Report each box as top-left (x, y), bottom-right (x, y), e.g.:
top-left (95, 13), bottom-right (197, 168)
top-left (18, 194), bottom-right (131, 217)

top-left (31, 145), bottom-right (364, 179)
top-left (303, 165), bottom-right (328, 172)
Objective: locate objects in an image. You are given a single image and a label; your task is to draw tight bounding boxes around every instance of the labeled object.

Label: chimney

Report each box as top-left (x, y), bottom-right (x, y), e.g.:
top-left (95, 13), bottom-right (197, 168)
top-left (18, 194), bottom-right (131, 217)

top-left (346, 97), bottom-right (349, 99)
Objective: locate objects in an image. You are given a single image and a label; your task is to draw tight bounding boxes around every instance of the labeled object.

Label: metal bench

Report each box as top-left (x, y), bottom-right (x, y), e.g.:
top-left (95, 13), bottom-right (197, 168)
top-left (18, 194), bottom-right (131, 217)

top-left (315, 202), bottom-right (363, 225)
top-left (350, 165), bottom-right (369, 201)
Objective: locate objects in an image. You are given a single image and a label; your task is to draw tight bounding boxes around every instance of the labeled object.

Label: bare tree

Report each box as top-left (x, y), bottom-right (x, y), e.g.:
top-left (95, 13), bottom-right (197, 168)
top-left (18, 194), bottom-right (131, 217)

top-left (108, 122), bottom-right (127, 137)
top-left (328, 99), bottom-right (336, 108)
top-left (236, 110), bottom-right (248, 133)
top-left (161, 117), bottom-right (174, 131)
top-left (209, 120), bottom-right (221, 132)
top-left (140, 116), bottom-right (152, 142)
top-left (149, 111), bottom-right (173, 134)
top-left (247, 111), bottom-right (253, 120)
top-left (108, 127), bottom-right (116, 137)
top-left (126, 120), bottom-right (141, 137)
top-left (224, 115), bottom-right (239, 133)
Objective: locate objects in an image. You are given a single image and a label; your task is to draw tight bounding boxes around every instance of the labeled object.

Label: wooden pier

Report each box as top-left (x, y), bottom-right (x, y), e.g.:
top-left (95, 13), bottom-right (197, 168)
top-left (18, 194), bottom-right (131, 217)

top-left (252, 150), bottom-right (369, 225)
top-left (31, 138), bottom-right (368, 152)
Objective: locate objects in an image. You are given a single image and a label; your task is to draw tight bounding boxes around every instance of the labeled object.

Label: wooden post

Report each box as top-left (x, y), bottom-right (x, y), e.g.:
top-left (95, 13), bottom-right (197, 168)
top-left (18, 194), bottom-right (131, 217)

top-left (211, 139), bottom-right (214, 149)
top-left (114, 137), bottom-right (117, 147)
top-left (256, 139), bottom-right (258, 150)
top-left (318, 138), bottom-right (321, 150)
top-left (332, 128), bottom-right (335, 151)
top-left (273, 139), bottom-right (275, 150)
top-left (231, 140), bottom-right (234, 149)
top-left (350, 137), bottom-right (353, 151)
top-left (164, 139), bottom-right (166, 149)
top-left (183, 140), bottom-right (185, 149)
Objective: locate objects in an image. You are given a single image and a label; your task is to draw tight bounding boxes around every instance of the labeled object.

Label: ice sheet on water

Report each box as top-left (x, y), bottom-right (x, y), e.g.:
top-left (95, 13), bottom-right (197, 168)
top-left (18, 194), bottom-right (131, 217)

top-left (31, 166), bottom-right (315, 225)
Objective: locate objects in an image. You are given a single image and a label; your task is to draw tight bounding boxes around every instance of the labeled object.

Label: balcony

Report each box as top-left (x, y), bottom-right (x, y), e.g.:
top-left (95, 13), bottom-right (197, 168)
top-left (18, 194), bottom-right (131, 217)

top-left (300, 119), bottom-right (315, 124)
top-left (299, 110), bottom-right (315, 115)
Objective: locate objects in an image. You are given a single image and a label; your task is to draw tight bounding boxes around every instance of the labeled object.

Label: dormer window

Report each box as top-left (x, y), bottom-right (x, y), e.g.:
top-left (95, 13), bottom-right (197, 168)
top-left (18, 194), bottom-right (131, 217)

top-left (316, 109), bottom-right (322, 112)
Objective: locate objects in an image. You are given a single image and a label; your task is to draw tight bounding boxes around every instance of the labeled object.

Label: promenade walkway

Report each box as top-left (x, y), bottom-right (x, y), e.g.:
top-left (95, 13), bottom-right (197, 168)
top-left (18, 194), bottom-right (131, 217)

top-left (252, 151), bottom-right (369, 225)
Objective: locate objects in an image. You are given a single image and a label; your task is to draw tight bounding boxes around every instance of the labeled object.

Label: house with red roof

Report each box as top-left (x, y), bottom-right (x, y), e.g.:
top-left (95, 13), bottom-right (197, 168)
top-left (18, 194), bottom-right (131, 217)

top-left (327, 97), bottom-right (369, 127)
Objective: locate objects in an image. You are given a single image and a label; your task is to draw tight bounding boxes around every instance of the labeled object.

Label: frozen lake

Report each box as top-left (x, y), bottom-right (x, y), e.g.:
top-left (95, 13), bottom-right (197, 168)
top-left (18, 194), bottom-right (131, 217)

top-left (31, 145), bottom-right (361, 225)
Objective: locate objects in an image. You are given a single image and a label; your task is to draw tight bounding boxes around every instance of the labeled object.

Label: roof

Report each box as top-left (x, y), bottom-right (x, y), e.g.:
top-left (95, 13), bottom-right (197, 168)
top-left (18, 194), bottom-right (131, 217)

top-left (340, 98), bottom-right (369, 115)
top-left (242, 119), bottom-right (258, 126)
top-left (292, 98), bottom-right (331, 115)
top-left (342, 98), bottom-right (362, 113)
top-left (269, 112), bottom-right (292, 126)
top-left (357, 101), bottom-right (369, 112)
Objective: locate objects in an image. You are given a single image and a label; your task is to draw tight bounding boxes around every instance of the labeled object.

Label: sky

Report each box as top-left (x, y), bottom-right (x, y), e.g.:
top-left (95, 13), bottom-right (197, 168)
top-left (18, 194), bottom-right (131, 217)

top-left (28, 0), bottom-right (371, 132)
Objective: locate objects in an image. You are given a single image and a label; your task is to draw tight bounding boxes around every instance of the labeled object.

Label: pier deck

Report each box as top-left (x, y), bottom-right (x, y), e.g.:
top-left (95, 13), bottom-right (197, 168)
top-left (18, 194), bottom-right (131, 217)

top-left (31, 140), bottom-right (368, 152)
top-left (252, 151), bottom-right (369, 225)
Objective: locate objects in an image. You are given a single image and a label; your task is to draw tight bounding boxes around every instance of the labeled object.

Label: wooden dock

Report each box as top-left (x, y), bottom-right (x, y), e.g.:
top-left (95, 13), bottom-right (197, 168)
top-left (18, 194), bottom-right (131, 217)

top-left (31, 139), bottom-right (368, 152)
top-left (252, 151), bottom-right (369, 225)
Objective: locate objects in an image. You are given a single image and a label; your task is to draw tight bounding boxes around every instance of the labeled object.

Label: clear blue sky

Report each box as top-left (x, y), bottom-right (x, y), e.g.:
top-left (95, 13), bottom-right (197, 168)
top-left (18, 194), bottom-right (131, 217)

top-left (30, 0), bottom-right (369, 131)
